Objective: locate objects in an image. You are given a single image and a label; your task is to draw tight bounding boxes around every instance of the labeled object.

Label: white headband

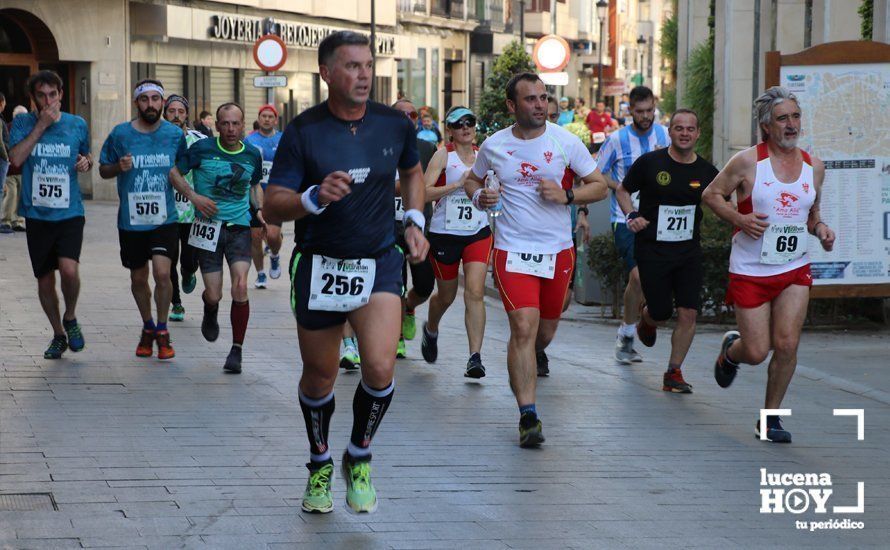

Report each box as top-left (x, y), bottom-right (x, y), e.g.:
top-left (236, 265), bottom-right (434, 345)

top-left (133, 83), bottom-right (165, 100)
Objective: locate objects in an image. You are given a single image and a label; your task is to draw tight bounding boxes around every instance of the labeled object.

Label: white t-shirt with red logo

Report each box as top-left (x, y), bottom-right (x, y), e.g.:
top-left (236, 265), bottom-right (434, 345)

top-left (729, 142), bottom-right (816, 277)
top-left (472, 122), bottom-right (597, 254)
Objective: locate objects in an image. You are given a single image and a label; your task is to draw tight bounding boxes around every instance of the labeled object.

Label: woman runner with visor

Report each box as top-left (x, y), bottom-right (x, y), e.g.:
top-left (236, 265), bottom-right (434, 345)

top-left (420, 106), bottom-right (492, 378)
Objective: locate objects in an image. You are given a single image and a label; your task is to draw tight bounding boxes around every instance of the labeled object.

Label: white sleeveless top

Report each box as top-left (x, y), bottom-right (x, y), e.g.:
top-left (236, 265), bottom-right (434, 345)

top-left (729, 142), bottom-right (816, 277)
top-left (429, 144), bottom-right (489, 236)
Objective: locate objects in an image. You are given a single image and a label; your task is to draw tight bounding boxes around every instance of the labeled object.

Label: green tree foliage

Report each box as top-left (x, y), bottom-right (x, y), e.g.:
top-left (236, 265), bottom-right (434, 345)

top-left (684, 38), bottom-right (714, 160)
top-left (860, 0), bottom-right (874, 40)
top-left (682, 0), bottom-right (715, 160)
top-left (476, 41), bottom-right (534, 141)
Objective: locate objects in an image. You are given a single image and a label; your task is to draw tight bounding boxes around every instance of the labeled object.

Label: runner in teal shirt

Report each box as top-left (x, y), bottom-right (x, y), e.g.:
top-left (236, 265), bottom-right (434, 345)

top-left (176, 135), bottom-right (262, 227)
top-left (170, 102), bottom-right (263, 375)
top-left (100, 119), bottom-right (185, 230)
top-left (7, 70), bottom-right (92, 360)
top-left (11, 111), bottom-right (89, 222)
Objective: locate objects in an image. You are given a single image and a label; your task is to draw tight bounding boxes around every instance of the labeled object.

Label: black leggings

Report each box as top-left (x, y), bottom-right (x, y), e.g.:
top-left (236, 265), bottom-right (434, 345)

top-left (402, 256), bottom-right (435, 299)
top-left (396, 230), bottom-right (435, 299)
top-left (171, 224), bottom-right (199, 306)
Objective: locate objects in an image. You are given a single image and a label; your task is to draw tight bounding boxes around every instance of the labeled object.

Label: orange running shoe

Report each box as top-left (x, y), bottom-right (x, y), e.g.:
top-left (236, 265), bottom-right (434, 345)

top-left (155, 330), bottom-right (175, 360)
top-left (136, 329), bottom-right (154, 357)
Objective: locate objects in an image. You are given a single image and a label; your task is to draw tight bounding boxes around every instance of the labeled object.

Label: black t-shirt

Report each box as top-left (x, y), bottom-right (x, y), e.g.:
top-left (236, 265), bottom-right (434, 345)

top-left (269, 101), bottom-right (419, 258)
top-left (622, 147), bottom-right (719, 255)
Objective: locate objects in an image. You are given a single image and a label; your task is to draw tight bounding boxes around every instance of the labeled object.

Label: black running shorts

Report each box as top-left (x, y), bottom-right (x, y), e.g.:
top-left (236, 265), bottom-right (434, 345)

top-left (25, 216), bottom-right (85, 278)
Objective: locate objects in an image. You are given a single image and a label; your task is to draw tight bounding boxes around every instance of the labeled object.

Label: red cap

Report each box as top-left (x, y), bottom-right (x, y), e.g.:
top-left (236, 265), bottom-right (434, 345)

top-left (258, 104), bottom-right (278, 117)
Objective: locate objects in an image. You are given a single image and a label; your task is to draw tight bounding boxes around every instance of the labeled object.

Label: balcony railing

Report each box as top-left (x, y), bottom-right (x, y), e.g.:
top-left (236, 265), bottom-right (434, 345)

top-left (398, 0), bottom-right (429, 14)
top-left (431, 0), bottom-right (465, 19)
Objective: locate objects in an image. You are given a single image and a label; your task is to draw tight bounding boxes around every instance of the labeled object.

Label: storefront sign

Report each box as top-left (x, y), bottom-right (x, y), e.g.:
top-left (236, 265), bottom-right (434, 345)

top-left (209, 15), bottom-right (395, 56)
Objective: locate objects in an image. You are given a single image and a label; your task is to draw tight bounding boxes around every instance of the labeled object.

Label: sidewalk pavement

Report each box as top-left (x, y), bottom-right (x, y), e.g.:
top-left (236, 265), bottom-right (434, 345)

top-left (0, 202), bottom-right (887, 549)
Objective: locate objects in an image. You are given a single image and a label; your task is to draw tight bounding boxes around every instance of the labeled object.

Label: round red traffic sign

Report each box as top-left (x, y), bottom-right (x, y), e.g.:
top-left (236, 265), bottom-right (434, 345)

top-left (532, 34), bottom-right (571, 73)
top-left (253, 34), bottom-right (288, 72)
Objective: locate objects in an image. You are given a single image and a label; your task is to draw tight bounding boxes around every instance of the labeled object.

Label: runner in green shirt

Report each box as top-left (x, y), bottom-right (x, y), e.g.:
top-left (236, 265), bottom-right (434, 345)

top-left (170, 102), bottom-right (263, 374)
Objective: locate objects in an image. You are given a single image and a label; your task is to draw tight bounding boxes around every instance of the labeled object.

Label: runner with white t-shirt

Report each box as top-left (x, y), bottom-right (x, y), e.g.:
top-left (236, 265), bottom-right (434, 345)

top-left (702, 87), bottom-right (835, 443)
top-left (420, 106), bottom-right (491, 378)
top-left (466, 73), bottom-right (608, 447)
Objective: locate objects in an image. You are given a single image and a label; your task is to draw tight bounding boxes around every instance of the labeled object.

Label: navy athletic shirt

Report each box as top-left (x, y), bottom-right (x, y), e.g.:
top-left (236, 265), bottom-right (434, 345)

top-left (268, 101), bottom-right (419, 258)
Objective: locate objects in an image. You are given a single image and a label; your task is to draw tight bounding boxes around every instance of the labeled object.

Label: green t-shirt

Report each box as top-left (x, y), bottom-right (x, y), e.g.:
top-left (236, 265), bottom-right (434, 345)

top-left (174, 129), bottom-right (207, 223)
top-left (177, 137), bottom-right (262, 227)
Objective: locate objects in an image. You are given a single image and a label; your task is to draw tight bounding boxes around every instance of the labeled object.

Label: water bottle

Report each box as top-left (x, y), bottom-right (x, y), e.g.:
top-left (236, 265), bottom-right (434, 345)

top-left (485, 169), bottom-right (502, 217)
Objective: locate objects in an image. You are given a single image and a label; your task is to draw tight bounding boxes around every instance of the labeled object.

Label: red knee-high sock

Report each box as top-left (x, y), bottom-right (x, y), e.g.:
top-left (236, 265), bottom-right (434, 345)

top-left (231, 300), bottom-right (249, 345)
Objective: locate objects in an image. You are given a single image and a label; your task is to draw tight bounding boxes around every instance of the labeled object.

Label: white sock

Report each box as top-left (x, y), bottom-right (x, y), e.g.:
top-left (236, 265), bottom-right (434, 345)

top-left (618, 323), bottom-right (636, 338)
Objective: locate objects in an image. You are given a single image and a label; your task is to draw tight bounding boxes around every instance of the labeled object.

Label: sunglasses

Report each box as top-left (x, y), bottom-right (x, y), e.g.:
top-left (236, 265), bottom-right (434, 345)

top-left (447, 117), bottom-right (476, 130)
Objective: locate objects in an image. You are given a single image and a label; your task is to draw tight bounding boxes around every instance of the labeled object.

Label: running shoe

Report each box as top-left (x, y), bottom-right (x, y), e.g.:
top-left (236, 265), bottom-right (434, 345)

top-left (402, 311), bottom-right (417, 340)
top-left (755, 416), bottom-right (792, 443)
top-left (136, 329), bottom-right (154, 357)
top-left (340, 346), bottom-right (361, 371)
top-left (420, 323), bottom-right (437, 363)
top-left (615, 335), bottom-right (635, 364)
top-left (0, 224), bottom-right (12, 234)
top-left (182, 272), bottom-right (197, 294)
top-left (536, 350), bottom-right (550, 377)
top-left (519, 412), bottom-right (545, 448)
top-left (301, 461), bottom-right (334, 513)
top-left (155, 330), bottom-right (175, 360)
top-left (201, 305), bottom-right (219, 342)
top-left (396, 337), bottom-right (407, 359)
top-left (224, 346), bottom-right (242, 374)
top-left (465, 353), bottom-right (486, 379)
top-left (636, 308), bottom-right (657, 347)
top-left (254, 272), bottom-right (268, 289)
top-left (269, 254), bottom-right (282, 279)
top-left (44, 335), bottom-right (68, 359)
top-left (662, 369), bottom-right (693, 393)
top-left (169, 304), bottom-right (185, 322)
top-left (714, 330), bottom-right (741, 388)
top-left (630, 349), bottom-right (644, 363)
top-left (63, 319), bottom-right (84, 352)
top-left (341, 452), bottom-right (377, 513)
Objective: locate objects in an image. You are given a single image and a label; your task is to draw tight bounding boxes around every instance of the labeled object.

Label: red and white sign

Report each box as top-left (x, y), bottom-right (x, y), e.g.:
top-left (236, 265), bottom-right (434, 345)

top-left (253, 34), bottom-right (288, 72)
top-left (533, 34), bottom-right (570, 86)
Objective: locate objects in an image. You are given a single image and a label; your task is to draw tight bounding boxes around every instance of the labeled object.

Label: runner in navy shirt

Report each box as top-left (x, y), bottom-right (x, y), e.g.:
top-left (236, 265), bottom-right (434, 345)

top-left (264, 31), bottom-right (429, 516)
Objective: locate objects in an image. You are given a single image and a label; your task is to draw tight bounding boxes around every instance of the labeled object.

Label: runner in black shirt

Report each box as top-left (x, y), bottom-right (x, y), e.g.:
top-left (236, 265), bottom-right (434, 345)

top-left (264, 31), bottom-right (429, 515)
top-left (617, 109), bottom-right (718, 393)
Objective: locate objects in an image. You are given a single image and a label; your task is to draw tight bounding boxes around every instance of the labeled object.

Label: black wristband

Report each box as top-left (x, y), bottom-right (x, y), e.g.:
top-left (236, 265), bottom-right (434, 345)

top-left (577, 206), bottom-right (589, 216)
top-left (565, 188), bottom-right (575, 205)
top-left (626, 211), bottom-right (640, 222)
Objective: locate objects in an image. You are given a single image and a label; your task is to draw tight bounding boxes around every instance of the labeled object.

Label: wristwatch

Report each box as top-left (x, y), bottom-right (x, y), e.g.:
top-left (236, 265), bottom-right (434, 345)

top-left (404, 217), bottom-right (420, 231)
top-left (577, 206), bottom-right (589, 216)
top-left (565, 188), bottom-right (575, 205)
top-left (626, 211), bottom-right (641, 223)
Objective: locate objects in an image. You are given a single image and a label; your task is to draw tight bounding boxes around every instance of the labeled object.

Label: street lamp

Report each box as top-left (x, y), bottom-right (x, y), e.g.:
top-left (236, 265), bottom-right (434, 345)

top-left (636, 34), bottom-right (646, 87)
top-left (596, 0), bottom-right (608, 102)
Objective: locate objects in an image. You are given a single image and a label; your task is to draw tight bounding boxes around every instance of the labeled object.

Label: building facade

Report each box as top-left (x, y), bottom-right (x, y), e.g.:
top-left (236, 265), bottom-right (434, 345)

top-left (0, 0), bottom-right (401, 200)
top-left (678, 0), bottom-right (889, 166)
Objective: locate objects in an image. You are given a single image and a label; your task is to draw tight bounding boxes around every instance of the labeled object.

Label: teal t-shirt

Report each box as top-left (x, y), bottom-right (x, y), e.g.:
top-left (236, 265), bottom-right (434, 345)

top-left (177, 137), bottom-right (263, 227)
top-left (100, 120), bottom-right (185, 231)
top-left (10, 112), bottom-right (90, 222)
